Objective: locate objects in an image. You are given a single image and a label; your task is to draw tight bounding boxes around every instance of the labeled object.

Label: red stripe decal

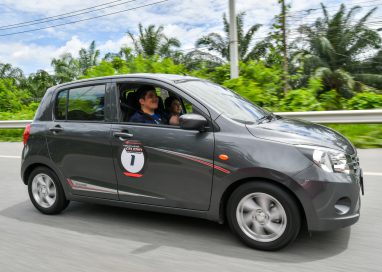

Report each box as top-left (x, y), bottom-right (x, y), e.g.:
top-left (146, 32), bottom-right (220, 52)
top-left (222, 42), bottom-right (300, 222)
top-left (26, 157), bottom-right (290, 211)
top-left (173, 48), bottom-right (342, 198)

top-left (124, 140), bottom-right (141, 145)
top-left (123, 172), bottom-right (143, 178)
top-left (165, 151), bottom-right (230, 174)
top-left (213, 165), bottom-right (231, 174)
top-left (67, 178), bottom-right (115, 193)
top-left (67, 178), bottom-right (74, 187)
top-left (178, 154), bottom-right (214, 168)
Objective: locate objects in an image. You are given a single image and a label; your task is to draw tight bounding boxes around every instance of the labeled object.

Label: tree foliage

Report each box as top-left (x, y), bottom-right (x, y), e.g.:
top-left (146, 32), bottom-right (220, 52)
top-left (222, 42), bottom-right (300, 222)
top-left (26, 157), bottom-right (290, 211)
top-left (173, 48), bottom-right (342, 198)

top-left (345, 92), bottom-right (382, 109)
top-left (1, 2), bottom-right (382, 117)
top-left (194, 12), bottom-right (265, 63)
top-left (127, 23), bottom-right (181, 58)
top-left (23, 70), bottom-right (55, 101)
top-left (78, 41), bottom-right (100, 74)
top-left (0, 79), bottom-right (26, 112)
top-left (0, 63), bottom-right (24, 85)
top-left (51, 53), bottom-right (80, 83)
top-left (295, 3), bottom-right (382, 94)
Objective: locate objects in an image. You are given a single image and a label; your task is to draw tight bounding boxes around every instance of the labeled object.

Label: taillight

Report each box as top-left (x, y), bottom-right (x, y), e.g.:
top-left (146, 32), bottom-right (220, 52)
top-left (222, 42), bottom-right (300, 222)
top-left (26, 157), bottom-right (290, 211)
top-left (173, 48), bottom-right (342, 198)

top-left (23, 124), bottom-right (31, 145)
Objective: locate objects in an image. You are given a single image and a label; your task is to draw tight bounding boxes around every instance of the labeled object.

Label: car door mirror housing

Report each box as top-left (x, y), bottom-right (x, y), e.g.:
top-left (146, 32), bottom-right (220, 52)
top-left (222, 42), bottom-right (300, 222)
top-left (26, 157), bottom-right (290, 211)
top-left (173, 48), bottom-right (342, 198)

top-left (179, 114), bottom-right (208, 131)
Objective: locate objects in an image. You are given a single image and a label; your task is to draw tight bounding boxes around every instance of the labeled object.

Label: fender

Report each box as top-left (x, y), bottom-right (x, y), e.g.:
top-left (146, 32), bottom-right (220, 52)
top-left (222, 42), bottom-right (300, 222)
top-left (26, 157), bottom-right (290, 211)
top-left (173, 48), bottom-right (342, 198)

top-left (206, 166), bottom-right (318, 227)
top-left (21, 155), bottom-right (75, 199)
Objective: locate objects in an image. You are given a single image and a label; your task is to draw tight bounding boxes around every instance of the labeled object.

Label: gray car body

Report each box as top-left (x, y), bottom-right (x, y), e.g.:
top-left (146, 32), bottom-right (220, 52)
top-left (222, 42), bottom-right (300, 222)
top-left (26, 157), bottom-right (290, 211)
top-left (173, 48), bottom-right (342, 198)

top-left (21, 73), bottom-right (362, 231)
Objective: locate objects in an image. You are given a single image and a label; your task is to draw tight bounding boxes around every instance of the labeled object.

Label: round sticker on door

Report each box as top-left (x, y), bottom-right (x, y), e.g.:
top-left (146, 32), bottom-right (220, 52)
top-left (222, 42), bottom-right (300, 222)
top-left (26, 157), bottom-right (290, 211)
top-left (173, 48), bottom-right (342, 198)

top-left (121, 141), bottom-right (146, 176)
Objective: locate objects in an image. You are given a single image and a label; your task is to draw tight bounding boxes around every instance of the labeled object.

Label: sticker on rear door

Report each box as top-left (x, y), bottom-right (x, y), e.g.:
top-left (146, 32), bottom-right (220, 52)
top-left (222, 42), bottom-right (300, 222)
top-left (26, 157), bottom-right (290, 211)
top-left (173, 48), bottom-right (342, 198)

top-left (121, 141), bottom-right (146, 177)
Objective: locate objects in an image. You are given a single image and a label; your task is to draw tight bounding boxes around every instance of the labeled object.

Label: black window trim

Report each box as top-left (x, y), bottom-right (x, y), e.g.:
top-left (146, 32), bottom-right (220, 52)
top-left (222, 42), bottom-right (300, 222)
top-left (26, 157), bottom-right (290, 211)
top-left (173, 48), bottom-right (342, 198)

top-left (52, 83), bottom-right (108, 123)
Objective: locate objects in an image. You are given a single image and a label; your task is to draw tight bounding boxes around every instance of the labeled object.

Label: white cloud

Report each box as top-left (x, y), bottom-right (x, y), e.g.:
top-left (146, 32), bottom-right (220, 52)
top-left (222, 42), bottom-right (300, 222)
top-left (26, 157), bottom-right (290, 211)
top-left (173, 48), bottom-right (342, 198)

top-left (162, 24), bottom-right (212, 49)
top-left (0, 43), bottom-right (55, 73)
top-left (97, 35), bottom-right (134, 53)
top-left (0, 36), bottom-right (88, 73)
top-left (55, 36), bottom-right (89, 57)
top-left (0, 35), bottom-right (136, 74)
top-left (0, 0), bottom-right (107, 16)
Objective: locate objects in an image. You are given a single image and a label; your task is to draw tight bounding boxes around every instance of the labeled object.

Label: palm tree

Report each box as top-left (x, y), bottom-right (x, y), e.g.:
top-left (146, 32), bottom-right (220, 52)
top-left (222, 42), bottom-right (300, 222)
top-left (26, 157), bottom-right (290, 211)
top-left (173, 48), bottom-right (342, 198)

top-left (127, 23), bottom-right (181, 58)
top-left (350, 49), bottom-right (382, 90)
top-left (51, 53), bottom-right (80, 83)
top-left (119, 47), bottom-right (134, 62)
top-left (0, 63), bottom-right (24, 85)
top-left (103, 47), bottom-right (134, 62)
top-left (194, 12), bottom-right (264, 62)
top-left (24, 70), bottom-right (55, 101)
top-left (295, 4), bottom-right (382, 96)
top-left (181, 50), bottom-right (226, 70)
top-left (78, 41), bottom-right (100, 74)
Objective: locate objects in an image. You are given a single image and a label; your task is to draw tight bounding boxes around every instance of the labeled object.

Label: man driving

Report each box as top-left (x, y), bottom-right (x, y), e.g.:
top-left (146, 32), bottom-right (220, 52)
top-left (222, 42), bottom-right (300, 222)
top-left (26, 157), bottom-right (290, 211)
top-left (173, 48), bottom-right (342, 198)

top-left (129, 85), bottom-right (164, 124)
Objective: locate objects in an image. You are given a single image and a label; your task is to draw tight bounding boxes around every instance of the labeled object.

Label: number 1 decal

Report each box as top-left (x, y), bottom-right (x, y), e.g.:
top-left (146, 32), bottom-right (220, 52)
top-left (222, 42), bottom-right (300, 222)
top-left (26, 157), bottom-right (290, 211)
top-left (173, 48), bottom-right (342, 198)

top-left (121, 141), bottom-right (145, 175)
top-left (130, 155), bottom-right (136, 166)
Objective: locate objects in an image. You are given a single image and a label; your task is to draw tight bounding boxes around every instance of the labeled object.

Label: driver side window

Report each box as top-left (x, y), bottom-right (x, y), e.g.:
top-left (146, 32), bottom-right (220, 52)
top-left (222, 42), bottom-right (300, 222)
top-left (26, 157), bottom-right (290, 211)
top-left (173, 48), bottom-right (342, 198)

top-left (118, 83), bottom-right (200, 127)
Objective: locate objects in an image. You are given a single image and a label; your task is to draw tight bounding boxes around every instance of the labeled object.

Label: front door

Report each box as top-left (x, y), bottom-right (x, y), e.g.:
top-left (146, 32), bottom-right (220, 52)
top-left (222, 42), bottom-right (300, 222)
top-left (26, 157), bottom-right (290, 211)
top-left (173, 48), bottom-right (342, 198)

top-left (111, 124), bottom-right (215, 210)
top-left (110, 80), bottom-right (215, 210)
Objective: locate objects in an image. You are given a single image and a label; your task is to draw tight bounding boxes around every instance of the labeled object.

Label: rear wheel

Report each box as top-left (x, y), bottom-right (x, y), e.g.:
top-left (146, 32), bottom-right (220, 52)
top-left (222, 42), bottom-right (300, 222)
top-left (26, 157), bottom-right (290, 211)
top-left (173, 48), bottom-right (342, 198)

top-left (28, 167), bottom-right (69, 214)
top-left (226, 181), bottom-right (301, 251)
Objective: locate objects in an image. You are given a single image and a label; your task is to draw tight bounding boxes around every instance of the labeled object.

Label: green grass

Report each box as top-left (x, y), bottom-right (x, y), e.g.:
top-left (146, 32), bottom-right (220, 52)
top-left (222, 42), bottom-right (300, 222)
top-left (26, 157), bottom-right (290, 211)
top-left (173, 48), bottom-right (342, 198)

top-left (326, 124), bottom-right (382, 149)
top-left (0, 129), bottom-right (24, 142)
top-left (0, 111), bottom-right (34, 142)
top-left (0, 124), bottom-right (381, 149)
top-left (0, 111), bottom-right (35, 120)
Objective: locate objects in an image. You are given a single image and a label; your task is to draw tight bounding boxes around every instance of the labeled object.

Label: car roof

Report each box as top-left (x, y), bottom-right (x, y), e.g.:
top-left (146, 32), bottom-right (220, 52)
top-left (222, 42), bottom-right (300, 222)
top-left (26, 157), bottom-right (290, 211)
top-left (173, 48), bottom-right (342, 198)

top-left (55, 73), bottom-right (202, 89)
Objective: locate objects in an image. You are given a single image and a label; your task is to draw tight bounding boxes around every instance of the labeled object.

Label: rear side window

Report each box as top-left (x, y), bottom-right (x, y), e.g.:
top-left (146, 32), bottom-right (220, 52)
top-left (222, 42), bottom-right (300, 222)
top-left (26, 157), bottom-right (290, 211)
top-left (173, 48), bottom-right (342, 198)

top-left (55, 85), bottom-right (106, 121)
top-left (55, 90), bottom-right (67, 120)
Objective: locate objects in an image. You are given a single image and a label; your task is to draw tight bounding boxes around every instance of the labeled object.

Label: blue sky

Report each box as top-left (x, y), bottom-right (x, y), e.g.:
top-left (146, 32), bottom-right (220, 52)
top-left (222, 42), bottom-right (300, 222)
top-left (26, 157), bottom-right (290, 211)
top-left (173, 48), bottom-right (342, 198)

top-left (0, 0), bottom-right (381, 74)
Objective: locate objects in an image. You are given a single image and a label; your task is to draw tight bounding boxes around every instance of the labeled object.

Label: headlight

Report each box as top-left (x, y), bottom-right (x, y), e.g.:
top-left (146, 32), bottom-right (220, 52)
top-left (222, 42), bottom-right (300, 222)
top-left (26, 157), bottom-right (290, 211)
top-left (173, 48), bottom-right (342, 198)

top-left (297, 145), bottom-right (351, 174)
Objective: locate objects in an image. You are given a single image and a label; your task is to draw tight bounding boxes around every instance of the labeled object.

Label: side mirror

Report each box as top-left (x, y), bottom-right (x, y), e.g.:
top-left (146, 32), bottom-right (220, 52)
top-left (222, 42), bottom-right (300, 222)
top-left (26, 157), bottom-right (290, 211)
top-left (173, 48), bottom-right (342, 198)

top-left (179, 114), bottom-right (208, 131)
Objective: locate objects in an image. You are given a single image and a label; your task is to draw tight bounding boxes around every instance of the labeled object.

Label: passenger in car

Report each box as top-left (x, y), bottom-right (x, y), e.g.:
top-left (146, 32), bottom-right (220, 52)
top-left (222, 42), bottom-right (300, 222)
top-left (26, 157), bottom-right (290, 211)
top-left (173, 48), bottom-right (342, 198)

top-left (129, 85), bottom-right (165, 124)
top-left (164, 96), bottom-right (182, 126)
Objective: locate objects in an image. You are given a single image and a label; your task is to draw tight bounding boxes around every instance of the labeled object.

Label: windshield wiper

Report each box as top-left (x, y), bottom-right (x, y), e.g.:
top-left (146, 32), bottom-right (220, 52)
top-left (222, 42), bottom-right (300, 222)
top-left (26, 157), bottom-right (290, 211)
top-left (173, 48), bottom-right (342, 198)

top-left (257, 113), bottom-right (276, 124)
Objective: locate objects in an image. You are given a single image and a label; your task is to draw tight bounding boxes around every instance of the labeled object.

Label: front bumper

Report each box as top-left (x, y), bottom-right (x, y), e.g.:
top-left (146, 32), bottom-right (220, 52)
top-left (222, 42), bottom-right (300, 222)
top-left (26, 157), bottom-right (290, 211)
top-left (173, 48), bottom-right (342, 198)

top-left (293, 164), bottom-right (362, 232)
top-left (310, 212), bottom-right (360, 231)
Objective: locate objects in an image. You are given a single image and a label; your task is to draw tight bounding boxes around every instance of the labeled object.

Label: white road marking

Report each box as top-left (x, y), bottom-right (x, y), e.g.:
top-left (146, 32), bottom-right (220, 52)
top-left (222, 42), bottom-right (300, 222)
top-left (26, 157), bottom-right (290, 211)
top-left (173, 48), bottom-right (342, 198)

top-left (0, 155), bottom-right (21, 159)
top-left (364, 172), bottom-right (382, 177)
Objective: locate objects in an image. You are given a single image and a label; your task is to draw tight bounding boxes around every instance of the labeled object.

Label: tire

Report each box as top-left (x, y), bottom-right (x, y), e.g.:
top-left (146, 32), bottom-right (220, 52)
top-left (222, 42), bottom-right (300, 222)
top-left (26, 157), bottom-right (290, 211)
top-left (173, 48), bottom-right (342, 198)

top-left (226, 181), bottom-right (301, 251)
top-left (28, 166), bottom-right (69, 214)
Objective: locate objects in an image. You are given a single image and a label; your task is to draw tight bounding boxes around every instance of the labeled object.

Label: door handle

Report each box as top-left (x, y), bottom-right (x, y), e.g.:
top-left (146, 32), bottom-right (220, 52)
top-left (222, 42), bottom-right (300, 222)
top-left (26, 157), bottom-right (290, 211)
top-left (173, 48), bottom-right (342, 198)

top-left (113, 132), bottom-right (134, 139)
top-left (49, 125), bottom-right (64, 133)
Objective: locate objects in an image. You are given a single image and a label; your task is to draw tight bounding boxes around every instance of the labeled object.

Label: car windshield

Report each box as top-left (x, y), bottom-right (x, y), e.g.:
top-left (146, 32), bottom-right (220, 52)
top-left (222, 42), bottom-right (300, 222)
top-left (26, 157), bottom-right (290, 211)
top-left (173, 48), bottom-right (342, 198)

top-left (177, 80), bottom-right (270, 124)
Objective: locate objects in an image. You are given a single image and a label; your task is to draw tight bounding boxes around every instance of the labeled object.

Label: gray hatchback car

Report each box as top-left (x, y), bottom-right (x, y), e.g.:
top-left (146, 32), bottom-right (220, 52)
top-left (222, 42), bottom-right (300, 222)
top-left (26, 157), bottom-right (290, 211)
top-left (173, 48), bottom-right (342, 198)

top-left (21, 73), bottom-right (364, 251)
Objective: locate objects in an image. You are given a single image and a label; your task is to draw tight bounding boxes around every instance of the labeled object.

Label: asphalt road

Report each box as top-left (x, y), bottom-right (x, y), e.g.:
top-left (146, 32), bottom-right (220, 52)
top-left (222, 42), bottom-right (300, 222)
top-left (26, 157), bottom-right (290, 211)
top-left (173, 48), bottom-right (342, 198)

top-left (0, 142), bottom-right (381, 272)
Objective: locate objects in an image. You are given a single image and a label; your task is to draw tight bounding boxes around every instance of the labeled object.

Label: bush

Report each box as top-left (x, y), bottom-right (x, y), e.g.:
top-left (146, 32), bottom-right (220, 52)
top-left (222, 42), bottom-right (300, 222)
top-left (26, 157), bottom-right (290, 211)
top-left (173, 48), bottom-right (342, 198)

top-left (0, 79), bottom-right (25, 112)
top-left (223, 77), bottom-right (280, 110)
top-left (279, 89), bottom-right (323, 111)
top-left (125, 55), bottom-right (186, 74)
top-left (215, 61), bottom-right (283, 110)
top-left (238, 61), bottom-right (283, 93)
top-left (345, 92), bottom-right (382, 110)
top-left (0, 129), bottom-right (24, 142)
top-left (82, 61), bottom-right (116, 78)
top-left (318, 89), bottom-right (346, 110)
top-left (0, 109), bottom-right (36, 120)
top-left (190, 64), bottom-right (231, 85)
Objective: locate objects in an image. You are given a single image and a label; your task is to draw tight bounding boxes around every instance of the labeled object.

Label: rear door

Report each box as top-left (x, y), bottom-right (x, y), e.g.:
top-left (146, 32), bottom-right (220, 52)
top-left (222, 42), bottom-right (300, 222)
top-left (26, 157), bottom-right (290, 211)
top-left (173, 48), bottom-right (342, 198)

top-left (46, 80), bottom-right (118, 200)
top-left (110, 78), bottom-right (216, 210)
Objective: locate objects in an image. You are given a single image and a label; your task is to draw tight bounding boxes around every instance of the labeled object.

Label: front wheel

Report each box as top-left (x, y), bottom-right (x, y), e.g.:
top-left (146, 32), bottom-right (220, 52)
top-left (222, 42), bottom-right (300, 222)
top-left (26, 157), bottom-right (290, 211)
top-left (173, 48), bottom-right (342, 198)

top-left (226, 182), bottom-right (301, 251)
